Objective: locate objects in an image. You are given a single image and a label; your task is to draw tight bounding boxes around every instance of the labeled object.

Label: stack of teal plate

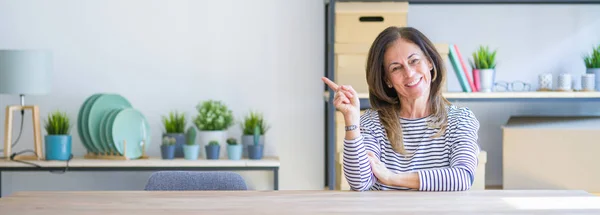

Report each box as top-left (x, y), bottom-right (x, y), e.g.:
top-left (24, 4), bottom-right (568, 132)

top-left (77, 94), bottom-right (151, 159)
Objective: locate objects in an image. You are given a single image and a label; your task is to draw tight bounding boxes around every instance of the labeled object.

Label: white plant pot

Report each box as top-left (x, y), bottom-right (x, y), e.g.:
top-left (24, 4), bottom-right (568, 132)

top-left (586, 68), bottom-right (600, 91)
top-left (479, 69), bottom-right (495, 92)
top-left (197, 130), bottom-right (226, 158)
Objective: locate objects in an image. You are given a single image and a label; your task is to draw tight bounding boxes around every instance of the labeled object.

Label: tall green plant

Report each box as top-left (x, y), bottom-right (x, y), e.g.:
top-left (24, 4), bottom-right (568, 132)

top-left (162, 111), bottom-right (186, 134)
top-left (470, 45), bottom-right (497, 69)
top-left (194, 100), bottom-right (234, 131)
top-left (584, 44), bottom-right (600, 68)
top-left (241, 111), bottom-right (270, 135)
top-left (44, 110), bottom-right (71, 135)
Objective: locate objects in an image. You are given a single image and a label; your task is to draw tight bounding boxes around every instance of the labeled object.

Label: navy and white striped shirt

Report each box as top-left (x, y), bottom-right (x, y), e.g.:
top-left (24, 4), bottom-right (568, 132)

top-left (343, 105), bottom-right (480, 191)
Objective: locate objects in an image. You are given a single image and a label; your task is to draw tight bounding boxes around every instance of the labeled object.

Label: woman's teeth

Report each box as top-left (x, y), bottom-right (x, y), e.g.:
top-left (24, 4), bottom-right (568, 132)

top-left (407, 78), bottom-right (421, 87)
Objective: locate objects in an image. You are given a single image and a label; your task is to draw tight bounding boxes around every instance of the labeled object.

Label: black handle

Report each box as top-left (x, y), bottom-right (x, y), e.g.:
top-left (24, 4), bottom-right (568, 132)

top-left (359, 16), bottom-right (384, 22)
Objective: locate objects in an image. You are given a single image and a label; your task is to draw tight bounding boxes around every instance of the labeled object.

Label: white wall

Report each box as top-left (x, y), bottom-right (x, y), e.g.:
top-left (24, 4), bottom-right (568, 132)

top-left (0, 0), bottom-right (325, 196)
top-left (408, 4), bottom-right (600, 186)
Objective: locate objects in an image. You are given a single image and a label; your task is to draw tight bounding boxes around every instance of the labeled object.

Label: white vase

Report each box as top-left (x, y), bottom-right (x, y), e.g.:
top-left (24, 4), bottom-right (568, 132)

top-left (197, 130), bottom-right (226, 158)
top-left (587, 68), bottom-right (600, 91)
top-left (479, 69), bottom-right (495, 92)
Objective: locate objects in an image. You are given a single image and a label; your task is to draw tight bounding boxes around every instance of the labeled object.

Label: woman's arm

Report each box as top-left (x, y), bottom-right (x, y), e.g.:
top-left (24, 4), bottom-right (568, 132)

top-left (369, 109), bottom-right (480, 191)
top-left (343, 113), bottom-right (381, 192)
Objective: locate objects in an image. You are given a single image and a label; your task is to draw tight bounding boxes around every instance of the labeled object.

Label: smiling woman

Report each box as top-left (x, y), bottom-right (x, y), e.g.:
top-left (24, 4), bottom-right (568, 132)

top-left (322, 26), bottom-right (480, 191)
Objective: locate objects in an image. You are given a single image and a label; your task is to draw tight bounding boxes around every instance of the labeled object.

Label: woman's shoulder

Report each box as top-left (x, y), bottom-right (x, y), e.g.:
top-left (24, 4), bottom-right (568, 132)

top-left (446, 104), bottom-right (479, 130)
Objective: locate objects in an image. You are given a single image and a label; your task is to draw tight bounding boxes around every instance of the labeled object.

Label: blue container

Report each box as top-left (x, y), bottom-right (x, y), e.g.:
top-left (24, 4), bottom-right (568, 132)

top-left (227, 144), bottom-right (243, 160)
top-left (163, 133), bottom-right (186, 158)
top-left (45, 135), bottom-right (72, 161)
top-left (161, 145), bottom-right (176, 159)
top-left (205, 145), bottom-right (220, 160)
top-left (183, 144), bottom-right (200, 160)
top-left (248, 144), bottom-right (264, 160)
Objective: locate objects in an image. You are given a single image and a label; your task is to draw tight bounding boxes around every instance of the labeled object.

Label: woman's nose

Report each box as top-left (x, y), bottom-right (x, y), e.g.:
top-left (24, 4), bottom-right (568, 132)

top-left (404, 65), bottom-right (417, 78)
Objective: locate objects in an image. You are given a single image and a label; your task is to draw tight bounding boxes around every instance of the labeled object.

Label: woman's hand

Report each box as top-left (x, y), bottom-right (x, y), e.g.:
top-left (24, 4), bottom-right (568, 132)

top-left (321, 77), bottom-right (360, 119)
top-left (367, 151), bottom-right (395, 185)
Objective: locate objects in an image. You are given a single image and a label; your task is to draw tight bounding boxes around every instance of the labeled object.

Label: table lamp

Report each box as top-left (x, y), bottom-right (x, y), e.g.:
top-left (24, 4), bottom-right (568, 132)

top-left (0, 50), bottom-right (52, 160)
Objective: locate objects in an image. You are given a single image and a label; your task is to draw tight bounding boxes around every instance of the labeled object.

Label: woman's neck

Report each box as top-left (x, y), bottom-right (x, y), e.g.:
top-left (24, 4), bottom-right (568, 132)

top-left (398, 96), bottom-right (431, 119)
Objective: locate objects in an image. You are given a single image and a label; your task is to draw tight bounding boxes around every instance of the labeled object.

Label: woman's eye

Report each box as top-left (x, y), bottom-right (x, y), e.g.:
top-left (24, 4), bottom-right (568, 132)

top-left (411, 59), bottom-right (420, 64)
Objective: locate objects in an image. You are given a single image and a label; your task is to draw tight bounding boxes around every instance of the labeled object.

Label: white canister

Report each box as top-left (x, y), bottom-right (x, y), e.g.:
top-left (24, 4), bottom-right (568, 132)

top-left (557, 73), bottom-right (572, 91)
top-left (538, 73), bottom-right (552, 90)
top-left (581, 73), bottom-right (595, 91)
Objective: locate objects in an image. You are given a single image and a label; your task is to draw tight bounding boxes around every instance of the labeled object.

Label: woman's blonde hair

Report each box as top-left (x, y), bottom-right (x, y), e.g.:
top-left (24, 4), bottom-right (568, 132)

top-left (366, 26), bottom-right (450, 155)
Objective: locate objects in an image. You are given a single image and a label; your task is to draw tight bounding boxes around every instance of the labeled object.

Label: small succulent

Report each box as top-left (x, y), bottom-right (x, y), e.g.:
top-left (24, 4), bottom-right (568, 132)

top-left (226, 137), bottom-right (238, 145)
top-left (162, 111), bottom-right (186, 134)
top-left (584, 44), bottom-right (600, 68)
top-left (469, 45), bottom-right (497, 70)
top-left (185, 126), bottom-right (197, 145)
top-left (44, 110), bottom-right (71, 135)
top-left (162, 136), bottom-right (176, 146)
top-left (208, 140), bottom-right (220, 146)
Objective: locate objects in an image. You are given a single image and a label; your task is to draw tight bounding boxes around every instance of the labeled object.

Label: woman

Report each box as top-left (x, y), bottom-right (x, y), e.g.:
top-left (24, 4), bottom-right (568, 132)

top-left (322, 26), bottom-right (480, 191)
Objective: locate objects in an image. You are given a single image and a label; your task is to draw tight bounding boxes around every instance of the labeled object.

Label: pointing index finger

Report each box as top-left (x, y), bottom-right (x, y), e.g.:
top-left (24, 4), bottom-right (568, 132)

top-left (321, 77), bottom-right (339, 91)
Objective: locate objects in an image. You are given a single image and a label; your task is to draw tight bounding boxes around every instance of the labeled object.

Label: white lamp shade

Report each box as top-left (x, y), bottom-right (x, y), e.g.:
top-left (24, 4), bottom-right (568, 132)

top-left (0, 50), bottom-right (52, 95)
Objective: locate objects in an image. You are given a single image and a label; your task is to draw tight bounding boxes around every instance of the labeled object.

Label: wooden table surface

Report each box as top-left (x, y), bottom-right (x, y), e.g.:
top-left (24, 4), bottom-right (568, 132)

top-left (1, 190), bottom-right (599, 214)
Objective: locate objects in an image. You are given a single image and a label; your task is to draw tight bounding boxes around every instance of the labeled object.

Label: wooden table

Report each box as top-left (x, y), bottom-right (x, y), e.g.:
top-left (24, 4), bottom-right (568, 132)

top-left (0, 190), bottom-right (599, 214)
top-left (0, 157), bottom-right (280, 197)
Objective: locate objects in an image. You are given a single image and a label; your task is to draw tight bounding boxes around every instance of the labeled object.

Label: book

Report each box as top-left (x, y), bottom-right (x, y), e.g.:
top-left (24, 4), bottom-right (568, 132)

top-left (448, 44), bottom-right (472, 92)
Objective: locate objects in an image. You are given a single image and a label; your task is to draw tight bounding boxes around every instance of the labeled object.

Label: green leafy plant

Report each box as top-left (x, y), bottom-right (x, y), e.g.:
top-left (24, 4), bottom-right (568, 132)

top-left (470, 45), bottom-right (497, 69)
top-left (162, 111), bottom-right (186, 134)
top-left (194, 100), bottom-right (234, 131)
top-left (185, 126), bottom-right (197, 145)
top-left (584, 44), bottom-right (600, 68)
top-left (162, 136), bottom-right (176, 146)
top-left (241, 111), bottom-right (270, 135)
top-left (226, 137), bottom-right (238, 145)
top-left (44, 110), bottom-right (71, 135)
top-left (208, 140), bottom-right (220, 146)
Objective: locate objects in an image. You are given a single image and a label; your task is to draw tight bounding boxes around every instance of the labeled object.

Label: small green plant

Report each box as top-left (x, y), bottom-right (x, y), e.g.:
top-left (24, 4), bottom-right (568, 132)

top-left (44, 110), bottom-right (71, 135)
top-left (162, 136), bottom-right (176, 146)
top-left (185, 126), bottom-right (197, 145)
top-left (162, 111), bottom-right (186, 134)
top-left (584, 44), bottom-right (600, 68)
top-left (226, 137), bottom-right (238, 145)
top-left (470, 45), bottom-right (497, 69)
top-left (241, 111), bottom-right (270, 135)
top-left (208, 140), bottom-right (220, 146)
top-left (194, 100), bottom-right (234, 131)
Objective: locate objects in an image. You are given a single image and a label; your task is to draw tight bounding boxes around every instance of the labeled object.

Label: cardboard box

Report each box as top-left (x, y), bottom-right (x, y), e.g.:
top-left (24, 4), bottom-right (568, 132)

top-left (502, 116), bottom-right (600, 193)
top-left (335, 2), bottom-right (409, 44)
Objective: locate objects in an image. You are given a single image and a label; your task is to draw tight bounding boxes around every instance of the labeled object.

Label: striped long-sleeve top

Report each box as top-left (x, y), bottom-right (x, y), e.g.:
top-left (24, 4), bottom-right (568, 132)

top-left (343, 105), bottom-right (480, 191)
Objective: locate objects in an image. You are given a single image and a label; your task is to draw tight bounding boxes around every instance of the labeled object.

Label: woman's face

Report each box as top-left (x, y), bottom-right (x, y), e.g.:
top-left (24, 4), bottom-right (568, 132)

top-left (383, 38), bottom-right (433, 101)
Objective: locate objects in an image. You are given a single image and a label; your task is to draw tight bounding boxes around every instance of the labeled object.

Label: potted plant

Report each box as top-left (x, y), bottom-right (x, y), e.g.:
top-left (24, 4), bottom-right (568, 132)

top-left (226, 137), bottom-right (242, 160)
top-left (194, 100), bottom-right (234, 158)
top-left (44, 110), bottom-right (72, 161)
top-left (248, 126), bottom-right (264, 160)
top-left (162, 111), bottom-right (187, 158)
top-left (161, 136), bottom-right (176, 159)
top-left (205, 140), bottom-right (220, 160)
top-left (240, 111), bottom-right (270, 158)
top-left (183, 126), bottom-right (199, 160)
top-left (470, 45), bottom-right (497, 92)
top-left (584, 44), bottom-right (600, 91)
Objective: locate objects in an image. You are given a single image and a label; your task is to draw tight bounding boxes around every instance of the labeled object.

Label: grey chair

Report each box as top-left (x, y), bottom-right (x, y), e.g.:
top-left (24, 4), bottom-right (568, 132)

top-left (144, 171), bottom-right (248, 191)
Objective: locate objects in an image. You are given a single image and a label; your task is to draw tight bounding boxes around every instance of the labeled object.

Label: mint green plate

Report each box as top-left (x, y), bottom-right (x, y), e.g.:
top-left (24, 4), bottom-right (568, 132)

top-left (78, 94), bottom-right (102, 153)
top-left (103, 108), bottom-right (123, 154)
top-left (98, 109), bottom-right (121, 154)
top-left (112, 108), bottom-right (150, 159)
top-left (87, 94), bottom-right (132, 153)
